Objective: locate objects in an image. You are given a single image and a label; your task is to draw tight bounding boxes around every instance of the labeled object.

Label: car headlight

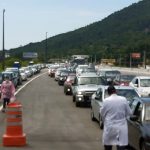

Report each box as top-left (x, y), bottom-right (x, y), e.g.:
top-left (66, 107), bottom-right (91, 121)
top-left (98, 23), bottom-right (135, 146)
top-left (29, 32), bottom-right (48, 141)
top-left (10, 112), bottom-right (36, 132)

top-left (77, 91), bottom-right (84, 95)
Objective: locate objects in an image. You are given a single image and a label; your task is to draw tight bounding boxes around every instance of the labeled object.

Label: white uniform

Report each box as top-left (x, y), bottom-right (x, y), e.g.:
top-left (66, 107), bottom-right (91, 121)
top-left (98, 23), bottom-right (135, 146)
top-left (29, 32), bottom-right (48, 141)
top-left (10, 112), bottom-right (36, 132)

top-left (100, 94), bottom-right (132, 146)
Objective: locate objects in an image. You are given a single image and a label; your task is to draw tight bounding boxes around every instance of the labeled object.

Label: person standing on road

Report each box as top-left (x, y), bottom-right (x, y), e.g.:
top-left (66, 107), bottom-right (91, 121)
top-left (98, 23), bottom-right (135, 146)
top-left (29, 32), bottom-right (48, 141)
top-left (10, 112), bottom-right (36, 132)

top-left (0, 76), bottom-right (15, 112)
top-left (100, 85), bottom-right (132, 150)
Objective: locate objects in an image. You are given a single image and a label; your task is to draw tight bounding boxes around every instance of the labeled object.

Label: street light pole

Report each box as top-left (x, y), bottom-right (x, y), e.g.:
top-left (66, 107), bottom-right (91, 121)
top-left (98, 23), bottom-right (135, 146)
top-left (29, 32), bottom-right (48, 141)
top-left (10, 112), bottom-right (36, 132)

top-left (2, 9), bottom-right (5, 70)
top-left (45, 32), bottom-right (48, 63)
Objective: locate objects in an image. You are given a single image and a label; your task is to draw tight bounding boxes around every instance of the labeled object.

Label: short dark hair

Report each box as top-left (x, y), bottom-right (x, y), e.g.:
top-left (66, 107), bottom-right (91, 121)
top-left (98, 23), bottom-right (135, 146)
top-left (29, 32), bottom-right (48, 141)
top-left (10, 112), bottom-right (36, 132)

top-left (107, 85), bottom-right (116, 95)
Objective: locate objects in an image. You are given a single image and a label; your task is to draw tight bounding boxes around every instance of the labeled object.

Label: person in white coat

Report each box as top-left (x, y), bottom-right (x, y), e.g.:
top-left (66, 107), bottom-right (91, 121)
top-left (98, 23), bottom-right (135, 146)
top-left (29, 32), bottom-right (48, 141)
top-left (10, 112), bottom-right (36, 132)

top-left (100, 85), bottom-right (132, 150)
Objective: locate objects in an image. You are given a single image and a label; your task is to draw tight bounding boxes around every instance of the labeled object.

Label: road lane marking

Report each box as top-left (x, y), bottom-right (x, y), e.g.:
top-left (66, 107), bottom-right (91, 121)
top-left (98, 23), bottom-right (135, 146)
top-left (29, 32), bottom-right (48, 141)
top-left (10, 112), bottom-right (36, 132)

top-left (0, 71), bottom-right (47, 111)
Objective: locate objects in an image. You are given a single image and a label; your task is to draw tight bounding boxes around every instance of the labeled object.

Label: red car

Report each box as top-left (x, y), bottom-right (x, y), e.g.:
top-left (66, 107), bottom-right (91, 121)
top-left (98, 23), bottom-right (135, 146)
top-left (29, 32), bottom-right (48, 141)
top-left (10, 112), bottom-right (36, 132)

top-left (48, 66), bottom-right (58, 77)
top-left (64, 74), bottom-right (76, 95)
top-left (114, 74), bottom-right (135, 86)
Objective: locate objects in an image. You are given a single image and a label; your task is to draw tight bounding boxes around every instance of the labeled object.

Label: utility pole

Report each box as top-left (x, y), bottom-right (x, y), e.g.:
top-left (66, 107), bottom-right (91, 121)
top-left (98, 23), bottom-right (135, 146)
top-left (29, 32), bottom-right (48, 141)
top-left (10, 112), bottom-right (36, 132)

top-left (130, 53), bottom-right (132, 68)
top-left (119, 54), bottom-right (121, 66)
top-left (94, 54), bottom-right (96, 64)
top-left (45, 32), bottom-right (48, 63)
top-left (143, 51), bottom-right (146, 69)
top-left (2, 9), bottom-right (5, 70)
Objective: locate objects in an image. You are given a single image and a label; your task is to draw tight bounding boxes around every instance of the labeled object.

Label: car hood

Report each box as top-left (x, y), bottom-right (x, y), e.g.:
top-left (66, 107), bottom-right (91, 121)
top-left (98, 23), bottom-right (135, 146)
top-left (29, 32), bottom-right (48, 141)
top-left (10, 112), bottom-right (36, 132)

top-left (77, 84), bottom-right (100, 92)
top-left (138, 87), bottom-right (150, 96)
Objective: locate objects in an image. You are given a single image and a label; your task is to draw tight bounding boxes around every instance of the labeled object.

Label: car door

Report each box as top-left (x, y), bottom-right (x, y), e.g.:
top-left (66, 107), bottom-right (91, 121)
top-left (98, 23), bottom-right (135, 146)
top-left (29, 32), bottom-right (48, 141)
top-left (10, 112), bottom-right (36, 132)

top-left (128, 100), bottom-right (142, 150)
top-left (12, 73), bottom-right (17, 87)
top-left (93, 88), bottom-right (103, 121)
top-left (130, 77), bottom-right (141, 94)
top-left (71, 77), bottom-right (77, 96)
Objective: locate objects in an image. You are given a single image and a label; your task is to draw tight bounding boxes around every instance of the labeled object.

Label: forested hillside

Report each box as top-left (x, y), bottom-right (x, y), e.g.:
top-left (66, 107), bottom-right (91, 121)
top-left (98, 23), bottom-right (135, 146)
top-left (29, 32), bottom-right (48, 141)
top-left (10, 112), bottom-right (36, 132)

top-left (10, 0), bottom-right (150, 65)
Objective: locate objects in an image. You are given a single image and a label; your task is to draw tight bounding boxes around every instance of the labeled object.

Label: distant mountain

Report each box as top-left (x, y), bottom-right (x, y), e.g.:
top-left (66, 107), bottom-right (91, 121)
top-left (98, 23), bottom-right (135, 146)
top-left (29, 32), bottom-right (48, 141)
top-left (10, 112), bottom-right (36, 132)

top-left (10, 0), bottom-right (150, 64)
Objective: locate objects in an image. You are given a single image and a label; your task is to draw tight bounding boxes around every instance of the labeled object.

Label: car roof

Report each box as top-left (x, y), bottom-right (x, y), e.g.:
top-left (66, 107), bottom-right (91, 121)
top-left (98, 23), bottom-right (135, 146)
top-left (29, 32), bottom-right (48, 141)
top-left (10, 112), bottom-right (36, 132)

top-left (98, 68), bottom-right (120, 71)
top-left (2, 71), bottom-right (14, 74)
top-left (6, 67), bottom-right (18, 70)
top-left (136, 76), bottom-right (150, 79)
top-left (98, 85), bottom-right (137, 90)
top-left (77, 73), bottom-right (99, 78)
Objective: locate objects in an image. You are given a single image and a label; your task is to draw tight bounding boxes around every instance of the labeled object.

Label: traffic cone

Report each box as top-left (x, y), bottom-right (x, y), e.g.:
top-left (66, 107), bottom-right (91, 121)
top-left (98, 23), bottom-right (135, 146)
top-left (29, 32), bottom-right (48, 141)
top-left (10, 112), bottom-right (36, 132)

top-left (3, 102), bottom-right (26, 146)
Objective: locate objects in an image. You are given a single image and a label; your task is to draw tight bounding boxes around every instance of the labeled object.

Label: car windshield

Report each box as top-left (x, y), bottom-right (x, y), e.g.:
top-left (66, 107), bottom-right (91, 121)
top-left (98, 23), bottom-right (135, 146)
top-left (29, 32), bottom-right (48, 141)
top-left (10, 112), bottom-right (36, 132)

top-left (140, 79), bottom-right (150, 87)
top-left (20, 70), bottom-right (25, 73)
top-left (145, 104), bottom-right (150, 121)
top-left (104, 89), bottom-right (139, 101)
top-left (67, 76), bottom-right (75, 81)
top-left (120, 75), bottom-right (135, 82)
top-left (60, 72), bottom-right (68, 76)
top-left (78, 77), bottom-right (105, 85)
top-left (2, 73), bottom-right (11, 80)
top-left (105, 71), bottom-right (121, 79)
top-left (82, 68), bottom-right (96, 73)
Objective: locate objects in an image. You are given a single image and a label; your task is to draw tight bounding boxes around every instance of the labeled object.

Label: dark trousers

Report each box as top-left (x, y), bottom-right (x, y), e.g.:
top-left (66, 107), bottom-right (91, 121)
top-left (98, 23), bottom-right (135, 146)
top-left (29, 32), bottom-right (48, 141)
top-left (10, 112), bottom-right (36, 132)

top-left (3, 98), bottom-right (10, 109)
top-left (104, 145), bottom-right (126, 150)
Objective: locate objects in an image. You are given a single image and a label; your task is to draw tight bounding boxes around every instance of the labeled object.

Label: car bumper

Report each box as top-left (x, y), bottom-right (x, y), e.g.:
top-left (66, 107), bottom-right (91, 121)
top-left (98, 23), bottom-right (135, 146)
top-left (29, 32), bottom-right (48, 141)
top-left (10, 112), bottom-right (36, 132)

top-left (76, 95), bottom-right (91, 103)
top-left (145, 141), bottom-right (150, 150)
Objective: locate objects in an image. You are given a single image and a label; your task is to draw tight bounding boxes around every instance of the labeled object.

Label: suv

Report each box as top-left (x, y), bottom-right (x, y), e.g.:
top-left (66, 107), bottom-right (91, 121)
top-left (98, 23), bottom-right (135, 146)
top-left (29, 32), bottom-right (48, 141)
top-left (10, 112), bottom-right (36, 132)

top-left (5, 67), bottom-right (22, 85)
top-left (129, 76), bottom-right (150, 97)
top-left (72, 73), bottom-right (106, 107)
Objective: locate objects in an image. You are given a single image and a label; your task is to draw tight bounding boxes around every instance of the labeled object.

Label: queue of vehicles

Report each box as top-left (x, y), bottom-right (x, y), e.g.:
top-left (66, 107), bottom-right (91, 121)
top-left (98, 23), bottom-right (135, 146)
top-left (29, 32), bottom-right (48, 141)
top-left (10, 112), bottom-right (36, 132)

top-left (47, 63), bottom-right (150, 150)
top-left (0, 64), bottom-right (44, 89)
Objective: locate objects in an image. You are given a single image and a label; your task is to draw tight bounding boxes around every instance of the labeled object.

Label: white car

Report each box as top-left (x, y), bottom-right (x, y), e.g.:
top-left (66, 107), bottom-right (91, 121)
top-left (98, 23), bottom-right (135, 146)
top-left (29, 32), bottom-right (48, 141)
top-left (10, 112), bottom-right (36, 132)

top-left (19, 68), bottom-right (28, 81)
top-left (91, 85), bottom-right (140, 127)
top-left (129, 76), bottom-right (150, 97)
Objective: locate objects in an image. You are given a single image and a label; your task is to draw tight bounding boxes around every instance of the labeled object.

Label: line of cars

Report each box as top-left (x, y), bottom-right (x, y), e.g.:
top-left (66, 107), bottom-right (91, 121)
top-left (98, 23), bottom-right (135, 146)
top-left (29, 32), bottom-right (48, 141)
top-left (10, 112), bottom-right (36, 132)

top-left (0, 64), bottom-right (44, 89)
top-left (48, 64), bottom-right (150, 150)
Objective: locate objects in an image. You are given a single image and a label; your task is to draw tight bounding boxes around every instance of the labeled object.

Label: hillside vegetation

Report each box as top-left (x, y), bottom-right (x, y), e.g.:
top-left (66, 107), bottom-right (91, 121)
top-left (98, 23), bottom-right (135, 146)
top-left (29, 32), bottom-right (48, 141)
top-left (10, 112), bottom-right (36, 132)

top-left (9, 0), bottom-right (150, 66)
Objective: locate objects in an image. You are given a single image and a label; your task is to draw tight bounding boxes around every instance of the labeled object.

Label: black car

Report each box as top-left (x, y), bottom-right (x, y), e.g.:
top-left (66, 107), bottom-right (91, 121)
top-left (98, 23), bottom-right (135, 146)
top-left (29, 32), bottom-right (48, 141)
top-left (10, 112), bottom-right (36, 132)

top-left (127, 97), bottom-right (150, 150)
top-left (64, 74), bottom-right (76, 95)
top-left (2, 71), bottom-right (18, 87)
top-left (58, 71), bottom-right (69, 86)
top-left (5, 67), bottom-right (22, 85)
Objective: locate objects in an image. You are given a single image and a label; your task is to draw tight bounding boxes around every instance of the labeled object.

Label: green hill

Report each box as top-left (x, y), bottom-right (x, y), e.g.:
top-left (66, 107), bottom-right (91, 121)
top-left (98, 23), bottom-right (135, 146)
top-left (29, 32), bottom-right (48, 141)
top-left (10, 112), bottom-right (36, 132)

top-left (9, 0), bottom-right (150, 65)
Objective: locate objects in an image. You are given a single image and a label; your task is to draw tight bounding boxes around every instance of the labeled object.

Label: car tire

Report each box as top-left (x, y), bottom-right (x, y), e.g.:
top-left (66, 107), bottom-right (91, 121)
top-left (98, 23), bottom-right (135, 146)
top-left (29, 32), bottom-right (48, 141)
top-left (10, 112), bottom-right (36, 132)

top-left (127, 145), bottom-right (135, 150)
top-left (99, 115), bottom-right (103, 130)
top-left (65, 91), bottom-right (68, 95)
top-left (141, 141), bottom-right (146, 150)
top-left (76, 101), bottom-right (80, 107)
top-left (91, 108), bottom-right (96, 121)
top-left (73, 95), bottom-right (75, 102)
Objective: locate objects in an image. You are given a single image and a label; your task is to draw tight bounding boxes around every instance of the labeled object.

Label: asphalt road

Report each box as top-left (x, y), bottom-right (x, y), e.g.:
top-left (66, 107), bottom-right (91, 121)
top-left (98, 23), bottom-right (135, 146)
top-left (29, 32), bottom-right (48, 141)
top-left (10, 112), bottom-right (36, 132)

top-left (0, 69), bottom-right (103, 150)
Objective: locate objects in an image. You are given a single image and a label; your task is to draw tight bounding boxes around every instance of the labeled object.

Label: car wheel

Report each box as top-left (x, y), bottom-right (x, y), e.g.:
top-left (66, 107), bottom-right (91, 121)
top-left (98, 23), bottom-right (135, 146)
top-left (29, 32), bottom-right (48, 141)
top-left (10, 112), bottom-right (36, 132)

top-left (65, 91), bottom-right (68, 95)
top-left (127, 145), bottom-right (135, 150)
top-left (141, 141), bottom-right (146, 150)
top-left (99, 115), bottom-right (103, 130)
top-left (91, 108), bottom-right (96, 121)
top-left (72, 95), bottom-right (75, 102)
top-left (76, 101), bottom-right (80, 107)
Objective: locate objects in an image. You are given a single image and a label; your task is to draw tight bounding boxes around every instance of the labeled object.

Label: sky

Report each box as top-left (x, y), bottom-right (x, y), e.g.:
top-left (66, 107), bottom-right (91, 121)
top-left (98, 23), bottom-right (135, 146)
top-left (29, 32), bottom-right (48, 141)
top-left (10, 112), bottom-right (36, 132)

top-left (0, 0), bottom-right (140, 50)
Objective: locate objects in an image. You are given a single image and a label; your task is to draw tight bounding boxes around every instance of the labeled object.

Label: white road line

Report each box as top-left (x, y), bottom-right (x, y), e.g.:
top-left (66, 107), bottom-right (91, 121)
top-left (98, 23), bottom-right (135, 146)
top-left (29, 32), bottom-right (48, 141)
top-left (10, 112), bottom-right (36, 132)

top-left (0, 71), bottom-right (47, 111)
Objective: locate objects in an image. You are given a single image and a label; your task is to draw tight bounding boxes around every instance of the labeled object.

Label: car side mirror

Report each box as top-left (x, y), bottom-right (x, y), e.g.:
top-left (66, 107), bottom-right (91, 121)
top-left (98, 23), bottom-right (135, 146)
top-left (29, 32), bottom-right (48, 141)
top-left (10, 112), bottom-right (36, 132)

top-left (134, 84), bottom-right (138, 87)
top-left (72, 82), bottom-right (76, 86)
top-left (95, 96), bottom-right (99, 100)
top-left (130, 115), bottom-right (138, 121)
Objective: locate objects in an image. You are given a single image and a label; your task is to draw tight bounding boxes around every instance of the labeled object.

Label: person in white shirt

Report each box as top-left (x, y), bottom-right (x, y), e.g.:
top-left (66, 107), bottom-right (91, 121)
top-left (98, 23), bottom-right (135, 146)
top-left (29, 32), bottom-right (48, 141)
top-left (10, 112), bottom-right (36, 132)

top-left (100, 85), bottom-right (132, 150)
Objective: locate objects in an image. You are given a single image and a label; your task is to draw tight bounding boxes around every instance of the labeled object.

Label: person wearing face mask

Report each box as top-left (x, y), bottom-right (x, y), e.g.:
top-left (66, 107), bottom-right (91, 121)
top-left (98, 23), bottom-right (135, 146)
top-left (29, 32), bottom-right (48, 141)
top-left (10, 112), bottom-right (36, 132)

top-left (0, 76), bottom-right (15, 113)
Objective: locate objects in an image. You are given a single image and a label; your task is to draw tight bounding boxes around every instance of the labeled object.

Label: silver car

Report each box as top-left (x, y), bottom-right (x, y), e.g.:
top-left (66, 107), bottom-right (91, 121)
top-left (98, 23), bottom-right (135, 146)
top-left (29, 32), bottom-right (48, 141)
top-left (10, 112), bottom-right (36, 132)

top-left (72, 73), bottom-right (106, 107)
top-left (91, 85), bottom-right (140, 127)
